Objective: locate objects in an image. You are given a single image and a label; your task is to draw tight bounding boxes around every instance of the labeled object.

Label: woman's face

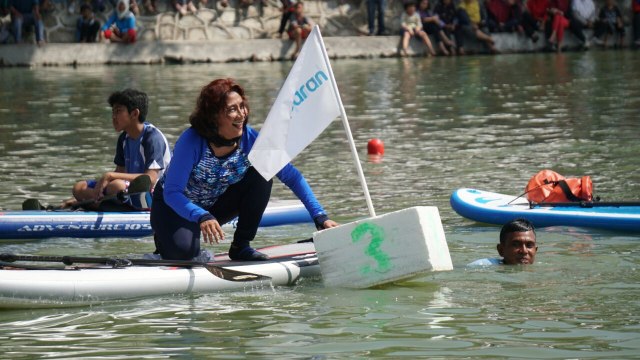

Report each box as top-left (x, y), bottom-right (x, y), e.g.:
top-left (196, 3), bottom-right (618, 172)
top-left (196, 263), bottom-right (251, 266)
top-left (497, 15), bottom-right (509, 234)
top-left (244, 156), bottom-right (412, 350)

top-left (217, 91), bottom-right (247, 141)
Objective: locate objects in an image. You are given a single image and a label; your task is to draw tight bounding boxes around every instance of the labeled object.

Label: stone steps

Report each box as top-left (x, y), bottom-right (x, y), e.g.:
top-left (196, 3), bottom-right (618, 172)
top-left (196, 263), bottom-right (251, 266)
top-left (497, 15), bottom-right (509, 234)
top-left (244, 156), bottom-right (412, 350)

top-left (0, 28), bottom-right (634, 67)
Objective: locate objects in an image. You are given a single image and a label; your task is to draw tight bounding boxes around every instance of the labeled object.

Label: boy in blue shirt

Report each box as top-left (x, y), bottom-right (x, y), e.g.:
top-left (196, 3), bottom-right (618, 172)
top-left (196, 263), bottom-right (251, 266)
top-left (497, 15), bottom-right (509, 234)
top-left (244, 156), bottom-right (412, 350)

top-left (64, 89), bottom-right (171, 210)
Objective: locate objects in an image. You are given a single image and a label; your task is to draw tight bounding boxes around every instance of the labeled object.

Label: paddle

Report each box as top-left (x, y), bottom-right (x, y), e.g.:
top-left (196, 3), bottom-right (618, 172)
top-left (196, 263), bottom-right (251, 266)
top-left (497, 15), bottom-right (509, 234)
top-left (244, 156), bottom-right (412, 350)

top-left (531, 201), bottom-right (640, 208)
top-left (0, 253), bottom-right (271, 282)
top-left (22, 175), bottom-right (152, 211)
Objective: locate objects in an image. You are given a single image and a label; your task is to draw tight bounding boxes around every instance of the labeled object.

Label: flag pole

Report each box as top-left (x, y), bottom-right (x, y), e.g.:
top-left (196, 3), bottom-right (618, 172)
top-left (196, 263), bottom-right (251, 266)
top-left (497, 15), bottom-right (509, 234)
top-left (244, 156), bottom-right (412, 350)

top-left (315, 27), bottom-right (376, 218)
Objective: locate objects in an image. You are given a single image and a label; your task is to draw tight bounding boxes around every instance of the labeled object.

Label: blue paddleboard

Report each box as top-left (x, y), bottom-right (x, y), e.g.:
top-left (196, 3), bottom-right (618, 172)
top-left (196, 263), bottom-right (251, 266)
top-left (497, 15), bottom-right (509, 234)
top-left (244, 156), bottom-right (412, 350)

top-left (450, 188), bottom-right (640, 232)
top-left (0, 200), bottom-right (313, 240)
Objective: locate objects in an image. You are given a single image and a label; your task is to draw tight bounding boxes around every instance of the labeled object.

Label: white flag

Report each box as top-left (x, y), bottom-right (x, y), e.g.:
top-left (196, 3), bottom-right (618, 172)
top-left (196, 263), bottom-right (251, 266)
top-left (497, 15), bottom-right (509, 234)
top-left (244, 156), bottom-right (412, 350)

top-left (249, 26), bottom-right (341, 180)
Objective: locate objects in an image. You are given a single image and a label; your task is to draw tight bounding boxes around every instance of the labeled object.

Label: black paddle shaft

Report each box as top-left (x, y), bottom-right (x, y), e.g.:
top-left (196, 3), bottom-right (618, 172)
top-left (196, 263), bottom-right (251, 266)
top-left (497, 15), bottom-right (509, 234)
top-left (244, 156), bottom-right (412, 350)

top-left (531, 201), bottom-right (640, 208)
top-left (0, 253), bottom-right (271, 282)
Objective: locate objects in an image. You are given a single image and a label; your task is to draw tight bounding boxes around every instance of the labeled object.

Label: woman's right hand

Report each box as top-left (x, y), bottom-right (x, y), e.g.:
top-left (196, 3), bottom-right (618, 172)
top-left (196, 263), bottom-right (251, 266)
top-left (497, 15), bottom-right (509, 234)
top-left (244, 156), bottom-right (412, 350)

top-left (200, 219), bottom-right (225, 244)
top-left (322, 220), bottom-right (339, 229)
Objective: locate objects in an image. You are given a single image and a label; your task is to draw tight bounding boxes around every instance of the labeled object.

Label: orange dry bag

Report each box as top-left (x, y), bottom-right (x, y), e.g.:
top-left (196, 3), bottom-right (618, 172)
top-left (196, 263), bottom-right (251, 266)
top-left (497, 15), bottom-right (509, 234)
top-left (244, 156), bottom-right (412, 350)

top-left (525, 170), bottom-right (593, 203)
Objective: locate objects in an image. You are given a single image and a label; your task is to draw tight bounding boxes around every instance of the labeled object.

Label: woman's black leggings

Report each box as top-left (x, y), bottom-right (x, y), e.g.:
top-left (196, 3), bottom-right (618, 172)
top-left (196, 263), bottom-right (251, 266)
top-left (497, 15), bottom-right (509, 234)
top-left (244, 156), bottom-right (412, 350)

top-left (150, 167), bottom-right (273, 260)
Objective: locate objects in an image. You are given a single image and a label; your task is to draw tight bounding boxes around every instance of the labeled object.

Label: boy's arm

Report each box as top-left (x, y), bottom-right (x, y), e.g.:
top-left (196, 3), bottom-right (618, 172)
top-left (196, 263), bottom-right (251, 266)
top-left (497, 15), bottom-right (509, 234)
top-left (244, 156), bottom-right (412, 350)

top-left (105, 130), bottom-right (164, 186)
top-left (103, 168), bottom-right (160, 185)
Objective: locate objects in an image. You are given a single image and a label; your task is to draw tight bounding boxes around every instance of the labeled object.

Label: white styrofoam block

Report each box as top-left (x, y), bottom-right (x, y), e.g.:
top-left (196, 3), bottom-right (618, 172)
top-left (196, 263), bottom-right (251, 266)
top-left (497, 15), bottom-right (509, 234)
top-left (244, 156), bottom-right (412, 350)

top-left (313, 206), bottom-right (453, 288)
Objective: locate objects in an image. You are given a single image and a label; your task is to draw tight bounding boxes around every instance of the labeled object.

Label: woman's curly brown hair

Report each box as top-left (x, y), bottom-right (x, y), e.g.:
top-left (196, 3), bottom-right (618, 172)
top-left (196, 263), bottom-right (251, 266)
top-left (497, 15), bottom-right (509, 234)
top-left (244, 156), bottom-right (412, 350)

top-left (189, 78), bottom-right (250, 141)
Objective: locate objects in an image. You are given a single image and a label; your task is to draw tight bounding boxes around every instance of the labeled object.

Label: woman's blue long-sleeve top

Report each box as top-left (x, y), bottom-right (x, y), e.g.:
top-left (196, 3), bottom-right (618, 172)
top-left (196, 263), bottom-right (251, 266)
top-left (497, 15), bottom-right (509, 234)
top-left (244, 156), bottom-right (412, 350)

top-left (162, 126), bottom-right (328, 225)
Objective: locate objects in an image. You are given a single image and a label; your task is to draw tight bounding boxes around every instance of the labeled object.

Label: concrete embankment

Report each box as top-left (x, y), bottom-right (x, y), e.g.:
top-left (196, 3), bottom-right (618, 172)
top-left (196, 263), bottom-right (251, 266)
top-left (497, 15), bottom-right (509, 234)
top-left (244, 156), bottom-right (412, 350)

top-left (0, 31), bottom-right (593, 67)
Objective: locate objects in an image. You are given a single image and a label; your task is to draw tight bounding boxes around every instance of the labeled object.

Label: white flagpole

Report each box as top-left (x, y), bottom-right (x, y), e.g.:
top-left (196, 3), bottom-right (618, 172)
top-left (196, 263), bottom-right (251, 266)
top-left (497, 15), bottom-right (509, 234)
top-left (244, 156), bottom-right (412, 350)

top-left (314, 27), bottom-right (376, 218)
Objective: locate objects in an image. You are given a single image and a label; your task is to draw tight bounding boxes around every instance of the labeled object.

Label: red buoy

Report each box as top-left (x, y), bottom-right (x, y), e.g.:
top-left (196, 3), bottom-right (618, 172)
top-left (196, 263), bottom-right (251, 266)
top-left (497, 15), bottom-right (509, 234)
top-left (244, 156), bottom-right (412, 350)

top-left (367, 138), bottom-right (384, 155)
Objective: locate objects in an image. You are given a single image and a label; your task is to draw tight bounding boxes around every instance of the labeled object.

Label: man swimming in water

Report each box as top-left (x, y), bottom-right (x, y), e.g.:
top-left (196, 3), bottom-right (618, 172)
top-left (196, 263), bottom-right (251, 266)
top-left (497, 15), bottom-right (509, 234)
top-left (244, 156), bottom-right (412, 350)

top-left (469, 218), bottom-right (538, 265)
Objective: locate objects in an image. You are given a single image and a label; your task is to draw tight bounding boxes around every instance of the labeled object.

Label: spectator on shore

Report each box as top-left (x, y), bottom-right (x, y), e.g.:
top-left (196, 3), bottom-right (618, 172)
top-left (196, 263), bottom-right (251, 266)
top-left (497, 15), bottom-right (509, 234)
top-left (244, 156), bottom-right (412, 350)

top-left (545, 0), bottom-right (570, 51)
top-left (399, 1), bottom-right (436, 56)
top-left (570, 0), bottom-right (596, 45)
top-left (434, 0), bottom-right (464, 54)
top-left (526, 0), bottom-right (550, 28)
top-left (508, 0), bottom-right (540, 42)
top-left (418, 0), bottom-right (454, 55)
top-left (634, 0), bottom-right (640, 47)
top-left (288, 1), bottom-right (311, 59)
top-left (0, 0), bottom-right (9, 44)
top-left (172, 0), bottom-right (197, 15)
top-left (486, 0), bottom-right (535, 42)
top-left (276, 0), bottom-right (295, 38)
top-left (9, 0), bottom-right (45, 45)
top-left (366, 0), bottom-right (386, 36)
top-left (457, 0), bottom-right (498, 53)
top-left (546, 0), bottom-right (589, 52)
top-left (108, 0), bottom-right (140, 15)
top-left (76, 3), bottom-right (100, 42)
top-left (142, 0), bottom-right (158, 14)
top-left (593, 0), bottom-right (625, 47)
top-left (101, 0), bottom-right (137, 43)
top-left (485, 0), bottom-right (510, 32)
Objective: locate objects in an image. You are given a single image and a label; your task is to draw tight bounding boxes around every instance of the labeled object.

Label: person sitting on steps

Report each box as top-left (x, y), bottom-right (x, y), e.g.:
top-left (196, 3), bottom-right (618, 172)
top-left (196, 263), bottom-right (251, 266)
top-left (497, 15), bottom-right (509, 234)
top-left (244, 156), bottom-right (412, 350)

top-left (288, 1), bottom-right (312, 60)
top-left (399, 1), bottom-right (437, 57)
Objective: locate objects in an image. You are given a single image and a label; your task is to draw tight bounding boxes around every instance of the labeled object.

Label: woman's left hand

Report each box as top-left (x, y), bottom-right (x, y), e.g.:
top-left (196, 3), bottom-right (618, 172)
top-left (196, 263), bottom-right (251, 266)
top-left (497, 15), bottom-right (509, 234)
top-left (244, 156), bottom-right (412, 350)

top-left (200, 219), bottom-right (225, 244)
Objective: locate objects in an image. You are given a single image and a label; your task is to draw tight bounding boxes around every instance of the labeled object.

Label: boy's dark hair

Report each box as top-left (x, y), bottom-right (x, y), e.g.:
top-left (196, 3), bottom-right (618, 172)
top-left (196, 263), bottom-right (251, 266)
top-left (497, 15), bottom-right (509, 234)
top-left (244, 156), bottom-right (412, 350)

top-left (108, 88), bottom-right (148, 123)
top-left (500, 218), bottom-right (535, 244)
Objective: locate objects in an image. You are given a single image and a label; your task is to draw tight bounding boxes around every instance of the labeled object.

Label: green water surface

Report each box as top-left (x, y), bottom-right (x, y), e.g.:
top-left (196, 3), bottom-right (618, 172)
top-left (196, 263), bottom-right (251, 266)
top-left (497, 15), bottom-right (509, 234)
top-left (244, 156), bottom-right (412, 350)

top-left (0, 51), bottom-right (639, 359)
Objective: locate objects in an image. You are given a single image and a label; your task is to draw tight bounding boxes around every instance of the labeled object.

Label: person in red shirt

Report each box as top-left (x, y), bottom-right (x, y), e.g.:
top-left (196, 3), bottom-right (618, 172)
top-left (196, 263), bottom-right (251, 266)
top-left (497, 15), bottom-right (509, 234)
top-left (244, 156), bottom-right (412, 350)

top-left (527, 0), bottom-right (549, 23)
top-left (485, 0), bottom-right (510, 32)
top-left (487, 0), bottom-right (539, 42)
top-left (546, 0), bottom-right (570, 51)
top-left (546, 0), bottom-right (590, 51)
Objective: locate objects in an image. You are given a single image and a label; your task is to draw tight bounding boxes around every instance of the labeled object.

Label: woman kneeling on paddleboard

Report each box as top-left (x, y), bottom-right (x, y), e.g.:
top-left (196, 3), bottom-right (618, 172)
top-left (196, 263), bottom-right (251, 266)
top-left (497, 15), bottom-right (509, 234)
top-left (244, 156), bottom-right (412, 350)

top-left (151, 78), bottom-right (338, 261)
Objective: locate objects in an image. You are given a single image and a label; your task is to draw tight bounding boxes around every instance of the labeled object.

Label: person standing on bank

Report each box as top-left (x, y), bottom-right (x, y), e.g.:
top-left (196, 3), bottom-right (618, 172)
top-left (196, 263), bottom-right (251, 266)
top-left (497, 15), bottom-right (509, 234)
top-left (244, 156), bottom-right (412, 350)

top-left (150, 78), bottom-right (339, 262)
